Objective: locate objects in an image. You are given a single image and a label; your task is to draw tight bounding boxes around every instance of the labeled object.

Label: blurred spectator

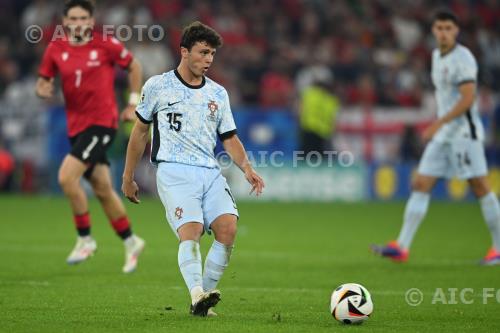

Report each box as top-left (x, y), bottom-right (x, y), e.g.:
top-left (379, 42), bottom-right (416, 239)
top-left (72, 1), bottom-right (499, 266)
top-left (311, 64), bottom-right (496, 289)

top-left (346, 74), bottom-right (378, 107)
top-left (299, 78), bottom-right (340, 155)
top-left (2, 0), bottom-right (500, 109)
top-left (259, 57), bottom-right (294, 108)
top-left (129, 38), bottom-right (174, 79)
top-left (0, 142), bottom-right (14, 191)
top-left (295, 64), bottom-right (333, 94)
top-left (391, 9), bottom-right (423, 52)
top-left (20, 0), bottom-right (56, 30)
top-left (1, 0), bottom-right (500, 187)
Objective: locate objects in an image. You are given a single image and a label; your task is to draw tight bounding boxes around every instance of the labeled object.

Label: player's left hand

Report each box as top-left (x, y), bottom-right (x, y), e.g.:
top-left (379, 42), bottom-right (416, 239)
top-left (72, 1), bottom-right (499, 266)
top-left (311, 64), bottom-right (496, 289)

top-left (122, 179), bottom-right (141, 204)
top-left (121, 105), bottom-right (137, 122)
top-left (244, 168), bottom-right (265, 196)
top-left (422, 120), bottom-right (443, 141)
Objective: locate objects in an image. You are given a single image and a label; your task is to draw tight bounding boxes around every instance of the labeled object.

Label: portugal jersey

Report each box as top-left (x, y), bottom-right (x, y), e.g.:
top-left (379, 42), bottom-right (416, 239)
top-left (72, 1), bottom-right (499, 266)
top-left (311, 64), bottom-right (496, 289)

top-left (136, 69), bottom-right (237, 169)
top-left (431, 44), bottom-right (484, 143)
top-left (38, 32), bottom-right (133, 137)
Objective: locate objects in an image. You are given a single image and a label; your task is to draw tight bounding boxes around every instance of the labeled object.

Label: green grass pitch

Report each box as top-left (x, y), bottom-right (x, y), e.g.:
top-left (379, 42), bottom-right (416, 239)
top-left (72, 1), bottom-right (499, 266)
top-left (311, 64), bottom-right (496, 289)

top-left (1, 195), bottom-right (500, 332)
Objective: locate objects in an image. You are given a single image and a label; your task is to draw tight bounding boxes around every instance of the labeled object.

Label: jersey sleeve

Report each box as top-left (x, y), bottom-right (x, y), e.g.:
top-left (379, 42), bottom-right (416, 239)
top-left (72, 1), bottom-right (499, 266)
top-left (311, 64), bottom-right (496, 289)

top-left (106, 37), bottom-right (134, 69)
top-left (135, 77), bottom-right (158, 124)
top-left (217, 89), bottom-right (237, 140)
top-left (453, 52), bottom-right (477, 85)
top-left (38, 43), bottom-right (58, 78)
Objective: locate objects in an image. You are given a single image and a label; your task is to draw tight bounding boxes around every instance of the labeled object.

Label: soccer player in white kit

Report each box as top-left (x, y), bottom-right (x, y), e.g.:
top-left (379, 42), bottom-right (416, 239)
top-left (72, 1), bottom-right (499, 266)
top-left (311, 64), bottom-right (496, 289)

top-left (121, 22), bottom-right (265, 316)
top-left (372, 11), bottom-right (500, 265)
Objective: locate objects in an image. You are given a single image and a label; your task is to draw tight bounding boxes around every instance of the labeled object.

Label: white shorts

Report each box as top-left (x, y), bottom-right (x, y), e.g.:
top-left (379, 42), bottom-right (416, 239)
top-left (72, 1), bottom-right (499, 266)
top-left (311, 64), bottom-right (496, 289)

top-left (156, 162), bottom-right (239, 237)
top-left (418, 140), bottom-right (488, 180)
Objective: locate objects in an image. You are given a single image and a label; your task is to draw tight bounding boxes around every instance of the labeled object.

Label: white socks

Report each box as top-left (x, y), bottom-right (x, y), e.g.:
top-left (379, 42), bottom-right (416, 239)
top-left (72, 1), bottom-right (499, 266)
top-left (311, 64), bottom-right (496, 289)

top-left (396, 191), bottom-right (500, 252)
top-left (178, 239), bottom-right (234, 303)
top-left (178, 240), bottom-right (203, 302)
top-left (203, 240), bottom-right (233, 292)
top-left (479, 192), bottom-right (500, 251)
top-left (397, 191), bottom-right (430, 250)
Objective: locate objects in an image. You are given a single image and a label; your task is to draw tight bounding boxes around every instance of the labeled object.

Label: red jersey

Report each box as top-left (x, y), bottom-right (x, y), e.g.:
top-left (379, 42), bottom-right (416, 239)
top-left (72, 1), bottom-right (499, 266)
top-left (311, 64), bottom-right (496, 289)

top-left (38, 32), bottom-right (133, 137)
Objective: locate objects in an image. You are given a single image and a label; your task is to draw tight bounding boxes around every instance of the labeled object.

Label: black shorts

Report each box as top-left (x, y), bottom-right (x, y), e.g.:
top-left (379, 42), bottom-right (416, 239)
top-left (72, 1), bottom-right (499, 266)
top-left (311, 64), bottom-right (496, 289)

top-left (69, 126), bottom-right (116, 178)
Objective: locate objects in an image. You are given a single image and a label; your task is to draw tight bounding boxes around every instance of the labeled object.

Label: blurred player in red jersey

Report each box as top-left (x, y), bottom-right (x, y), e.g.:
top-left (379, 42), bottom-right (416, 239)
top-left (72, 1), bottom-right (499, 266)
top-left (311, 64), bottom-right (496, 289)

top-left (35, 0), bottom-right (145, 273)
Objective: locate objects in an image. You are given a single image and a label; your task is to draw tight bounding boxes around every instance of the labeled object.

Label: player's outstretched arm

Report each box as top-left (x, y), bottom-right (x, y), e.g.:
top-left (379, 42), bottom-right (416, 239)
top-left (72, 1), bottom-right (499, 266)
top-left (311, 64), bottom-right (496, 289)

top-left (222, 134), bottom-right (265, 196)
top-left (35, 77), bottom-right (54, 99)
top-left (122, 119), bottom-right (150, 204)
top-left (422, 82), bottom-right (475, 141)
top-left (121, 59), bottom-right (143, 122)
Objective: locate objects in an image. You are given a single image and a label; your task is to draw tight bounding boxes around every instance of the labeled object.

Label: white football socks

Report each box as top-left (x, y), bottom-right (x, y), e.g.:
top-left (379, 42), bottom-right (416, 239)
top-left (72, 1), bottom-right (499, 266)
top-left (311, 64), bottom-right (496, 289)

top-left (203, 240), bottom-right (233, 292)
top-left (178, 240), bottom-right (203, 303)
top-left (397, 191), bottom-right (430, 250)
top-left (479, 192), bottom-right (500, 251)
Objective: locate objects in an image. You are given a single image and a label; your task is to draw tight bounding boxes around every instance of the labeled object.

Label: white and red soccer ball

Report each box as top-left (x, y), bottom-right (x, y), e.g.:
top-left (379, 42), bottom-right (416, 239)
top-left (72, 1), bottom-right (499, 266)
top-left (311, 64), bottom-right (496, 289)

top-left (330, 283), bottom-right (373, 324)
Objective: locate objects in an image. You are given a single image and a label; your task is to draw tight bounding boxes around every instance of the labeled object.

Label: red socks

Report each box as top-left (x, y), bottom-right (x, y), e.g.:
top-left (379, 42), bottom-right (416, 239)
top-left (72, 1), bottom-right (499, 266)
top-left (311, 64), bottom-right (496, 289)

top-left (74, 212), bottom-right (90, 236)
top-left (110, 216), bottom-right (132, 239)
top-left (73, 213), bottom-right (132, 239)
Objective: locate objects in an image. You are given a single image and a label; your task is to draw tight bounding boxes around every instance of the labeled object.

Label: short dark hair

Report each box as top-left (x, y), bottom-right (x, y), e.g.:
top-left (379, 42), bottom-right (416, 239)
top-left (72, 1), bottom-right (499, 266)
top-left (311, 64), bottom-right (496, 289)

top-left (433, 10), bottom-right (458, 25)
top-left (180, 21), bottom-right (223, 50)
top-left (63, 0), bottom-right (94, 16)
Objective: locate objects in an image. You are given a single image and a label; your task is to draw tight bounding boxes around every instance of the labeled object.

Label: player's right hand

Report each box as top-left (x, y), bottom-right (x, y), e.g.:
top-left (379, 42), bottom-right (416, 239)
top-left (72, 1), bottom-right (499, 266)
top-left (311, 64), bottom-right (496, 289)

top-left (35, 77), bottom-right (54, 99)
top-left (122, 179), bottom-right (141, 204)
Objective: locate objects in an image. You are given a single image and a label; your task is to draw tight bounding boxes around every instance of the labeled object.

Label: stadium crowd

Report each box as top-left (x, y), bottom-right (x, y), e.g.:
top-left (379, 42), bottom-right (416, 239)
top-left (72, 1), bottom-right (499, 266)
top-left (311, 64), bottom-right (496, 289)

top-left (1, 0), bottom-right (500, 107)
top-left (1, 0), bottom-right (500, 191)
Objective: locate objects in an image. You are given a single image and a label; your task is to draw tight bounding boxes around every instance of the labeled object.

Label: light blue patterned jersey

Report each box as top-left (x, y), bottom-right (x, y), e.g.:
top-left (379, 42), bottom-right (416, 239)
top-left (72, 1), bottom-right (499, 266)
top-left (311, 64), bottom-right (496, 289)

top-left (136, 70), bottom-right (237, 168)
top-left (431, 44), bottom-right (484, 142)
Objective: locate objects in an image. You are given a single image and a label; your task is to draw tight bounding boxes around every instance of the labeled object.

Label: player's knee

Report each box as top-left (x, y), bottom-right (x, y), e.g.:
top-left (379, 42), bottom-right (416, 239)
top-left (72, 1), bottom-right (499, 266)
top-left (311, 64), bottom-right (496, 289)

top-left (91, 180), bottom-right (112, 200)
top-left (58, 172), bottom-right (77, 193)
top-left (178, 222), bottom-right (204, 242)
top-left (213, 218), bottom-right (237, 241)
top-left (469, 179), bottom-right (490, 198)
top-left (223, 222), bottom-right (237, 239)
top-left (411, 178), bottom-right (424, 192)
top-left (411, 177), bottom-right (431, 193)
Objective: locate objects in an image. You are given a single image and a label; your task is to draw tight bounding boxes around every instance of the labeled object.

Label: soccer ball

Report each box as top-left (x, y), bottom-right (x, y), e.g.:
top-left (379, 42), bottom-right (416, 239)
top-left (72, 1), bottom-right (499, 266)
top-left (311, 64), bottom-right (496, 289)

top-left (330, 283), bottom-right (373, 324)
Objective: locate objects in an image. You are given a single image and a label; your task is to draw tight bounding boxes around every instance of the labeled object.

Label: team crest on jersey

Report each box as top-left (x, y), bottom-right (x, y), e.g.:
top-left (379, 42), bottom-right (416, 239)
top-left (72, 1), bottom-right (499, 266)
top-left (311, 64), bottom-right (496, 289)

top-left (87, 50), bottom-right (101, 67)
top-left (207, 100), bottom-right (218, 121)
top-left (89, 50), bottom-right (98, 60)
top-left (62, 52), bottom-right (69, 61)
top-left (174, 207), bottom-right (183, 220)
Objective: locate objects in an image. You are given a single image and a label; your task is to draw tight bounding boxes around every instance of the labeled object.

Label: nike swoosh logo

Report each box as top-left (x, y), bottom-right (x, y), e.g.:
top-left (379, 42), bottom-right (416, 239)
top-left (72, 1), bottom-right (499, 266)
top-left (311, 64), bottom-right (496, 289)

top-left (168, 101), bottom-right (182, 106)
